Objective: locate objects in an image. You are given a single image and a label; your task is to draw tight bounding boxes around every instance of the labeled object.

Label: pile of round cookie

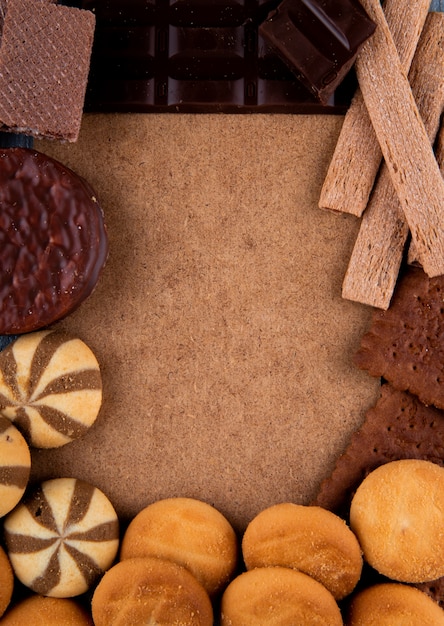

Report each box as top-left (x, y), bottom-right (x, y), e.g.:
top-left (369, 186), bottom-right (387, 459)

top-left (2, 351), bottom-right (444, 626)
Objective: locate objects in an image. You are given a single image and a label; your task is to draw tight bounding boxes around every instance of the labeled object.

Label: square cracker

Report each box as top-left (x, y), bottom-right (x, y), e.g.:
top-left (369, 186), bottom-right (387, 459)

top-left (354, 266), bottom-right (444, 409)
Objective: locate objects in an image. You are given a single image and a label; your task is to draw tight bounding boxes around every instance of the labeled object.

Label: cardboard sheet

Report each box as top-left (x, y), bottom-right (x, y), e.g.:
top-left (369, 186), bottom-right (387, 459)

top-left (30, 114), bottom-right (380, 532)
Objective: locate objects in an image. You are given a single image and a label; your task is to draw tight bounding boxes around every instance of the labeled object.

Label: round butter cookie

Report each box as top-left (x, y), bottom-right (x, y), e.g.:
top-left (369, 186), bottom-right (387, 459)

top-left (0, 595), bottom-right (93, 625)
top-left (3, 477), bottom-right (119, 597)
top-left (349, 459), bottom-right (444, 582)
top-left (220, 566), bottom-right (343, 625)
top-left (242, 502), bottom-right (362, 600)
top-left (346, 583), bottom-right (444, 625)
top-left (120, 497), bottom-right (238, 596)
top-left (0, 330), bottom-right (102, 448)
top-left (0, 415), bottom-right (31, 517)
top-left (0, 545), bottom-right (14, 618)
top-left (91, 557), bottom-right (213, 626)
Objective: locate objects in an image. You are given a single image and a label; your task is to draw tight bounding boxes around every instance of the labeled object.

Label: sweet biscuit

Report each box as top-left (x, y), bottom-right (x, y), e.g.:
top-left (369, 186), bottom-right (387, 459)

top-left (120, 497), bottom-right (238, 596)
top-left (91, 556), bottom-right (213, 626)
top-left (220, 566), bottom-right (343, 625)
top-left (346, 582), bottom-right (444, 625)
top-left (242, 502), bottom-right (362, 600)
top-left (354, 266), bottom-right (444, 409)
top-left (349, 459), bottom-right (444, 583)
top-left (0, 545), bottom-right (14, 618)
top-left (0, 330), bottom-right (103, 448)
top-left (0, 595), bottom-right (93, 625)
top-left (0, 415), bottom-right (30, 517)
top-left (3, 477), bottom-right (119, 597)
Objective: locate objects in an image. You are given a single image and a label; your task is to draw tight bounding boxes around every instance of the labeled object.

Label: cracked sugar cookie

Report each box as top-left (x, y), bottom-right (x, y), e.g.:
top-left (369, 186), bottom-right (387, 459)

top-left (3, 477), bottom-right (119, 598)
top-left (0, 330), bottom-right (102, 448)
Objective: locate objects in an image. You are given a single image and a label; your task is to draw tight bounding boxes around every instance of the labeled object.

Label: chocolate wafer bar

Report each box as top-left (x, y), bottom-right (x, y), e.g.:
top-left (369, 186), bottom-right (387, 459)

top-left (0, 0), bottom-right (95, 141)
top-left (354, 266), bottom-right (444, 410)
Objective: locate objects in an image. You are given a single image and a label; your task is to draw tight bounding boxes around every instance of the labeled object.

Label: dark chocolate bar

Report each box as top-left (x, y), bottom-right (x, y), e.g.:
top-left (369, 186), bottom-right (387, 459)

top-left (259, 0), bottom-right (376, 104)
top-left (79, 0), bottom-right (360, 113)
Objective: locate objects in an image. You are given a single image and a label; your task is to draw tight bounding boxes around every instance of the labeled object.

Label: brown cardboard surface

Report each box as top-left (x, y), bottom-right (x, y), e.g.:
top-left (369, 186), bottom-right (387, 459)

top-left (30, 114), bottom-right (380, 532)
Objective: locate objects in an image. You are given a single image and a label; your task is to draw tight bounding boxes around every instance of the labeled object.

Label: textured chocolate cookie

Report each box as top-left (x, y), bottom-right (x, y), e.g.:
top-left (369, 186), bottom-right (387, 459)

top-left (0, 330), bottom-right (103, 448)
top-left (3, 477), bottom-right (119, 597)
top-left (354, 266), bottom-right (444, 409)
top-left (0, 415), bottom-right (30, 516)
top-left (0, 148), bottom-right (108, 335)
top-left (92, 557), bottom-right (213, 626)
top-left (0, 595), bottom-right (93, 626)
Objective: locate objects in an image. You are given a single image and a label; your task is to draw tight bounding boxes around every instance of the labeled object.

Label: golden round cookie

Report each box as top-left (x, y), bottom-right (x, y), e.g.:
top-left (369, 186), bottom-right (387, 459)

top-left (120, 497), bottom-right (238, 596)
top-left (0, 416), bottom-right (31, 517)
top-left (242, 502), bottom-right (362, 600)
top-left (0, 545), bottom-right (14, 618)
top-left (0, 595), bottom-right (93, 625)
top-left (220, 566), bottom-right (343, 625)
top-left (346, 583), bottom-right (444, 625)
top-left (91, 557), bottom-right (213, 626)
top-left (349, 459), bottom-right (444, 582)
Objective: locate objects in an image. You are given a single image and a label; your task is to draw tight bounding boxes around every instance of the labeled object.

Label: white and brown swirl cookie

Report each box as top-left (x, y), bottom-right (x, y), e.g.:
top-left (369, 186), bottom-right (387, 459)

top-left (0, 415), bottom-right (31, 517)
top-left (0, 330), bottom-right (102, 448)
top-left (3, 477), bottom-right (119, 597)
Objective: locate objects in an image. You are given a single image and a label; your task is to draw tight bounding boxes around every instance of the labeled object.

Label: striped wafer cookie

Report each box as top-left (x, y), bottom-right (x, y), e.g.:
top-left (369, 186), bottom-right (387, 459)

top-left (0, 330), bottom-right (102, 448)
top-left (0, 415), bottom-right (30, 517)
top-left (4, 477), bottom-right (119, 598)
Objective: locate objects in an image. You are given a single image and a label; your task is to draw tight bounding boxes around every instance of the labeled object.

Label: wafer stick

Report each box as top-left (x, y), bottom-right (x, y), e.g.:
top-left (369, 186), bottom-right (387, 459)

top-left (342, 13), bottom-right (444, 309)
top-left (319, 0), bottom-right (429, 216)
top-left (351, 0), bottom-right (444, 278)
top-left (407, 125), bottom-right (444, 267)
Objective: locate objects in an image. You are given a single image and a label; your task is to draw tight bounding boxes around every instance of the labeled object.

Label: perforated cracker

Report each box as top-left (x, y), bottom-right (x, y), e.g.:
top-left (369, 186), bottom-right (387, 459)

top-left (354, 267), bottom-right (444, 409)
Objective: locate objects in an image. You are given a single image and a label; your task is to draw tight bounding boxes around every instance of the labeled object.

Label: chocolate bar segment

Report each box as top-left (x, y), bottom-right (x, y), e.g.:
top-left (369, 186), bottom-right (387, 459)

top-left (80, 0), bottom-right (358, 113)
top-left (259, 0), bottom-right (376, 103)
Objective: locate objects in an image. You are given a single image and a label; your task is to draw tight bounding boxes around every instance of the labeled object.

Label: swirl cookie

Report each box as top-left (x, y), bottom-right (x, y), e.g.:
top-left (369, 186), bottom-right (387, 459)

top-left (120, 497), bottom-right (238, 596)
top-left (220, 566), bottom-right (343, 625)
top-left (3, 477), bottom-right (119, 597)
top-left (350, 459), bottom-right (444, 582)
top-left (0, 330), bottom-right (102, 448)
top-left (0, 545), bottom-right (14, 618)
top-left (91, 557), bottom-right (213, 626)
top-left (0, 415), bottom-right (31, 517)
top-left (242, 502), bottom-right (362, 600)
top-left (346, 583), bottom-right (444, 625)
top-left (0, 148), bottom-right (108, 335)
top-left (0, 595), bottom-right (93, 626)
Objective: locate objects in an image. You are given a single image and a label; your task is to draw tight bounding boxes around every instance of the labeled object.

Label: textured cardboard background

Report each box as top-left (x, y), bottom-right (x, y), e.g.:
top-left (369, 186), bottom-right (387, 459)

top-left (31, 113), bottom-right (380, 532)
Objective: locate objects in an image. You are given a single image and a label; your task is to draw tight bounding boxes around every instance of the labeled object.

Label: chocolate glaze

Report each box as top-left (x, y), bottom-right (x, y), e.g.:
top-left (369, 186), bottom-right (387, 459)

top-left (0, 148), bottom-right (108, 335)
top-left (80, 0), bottom-right (359, 113)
